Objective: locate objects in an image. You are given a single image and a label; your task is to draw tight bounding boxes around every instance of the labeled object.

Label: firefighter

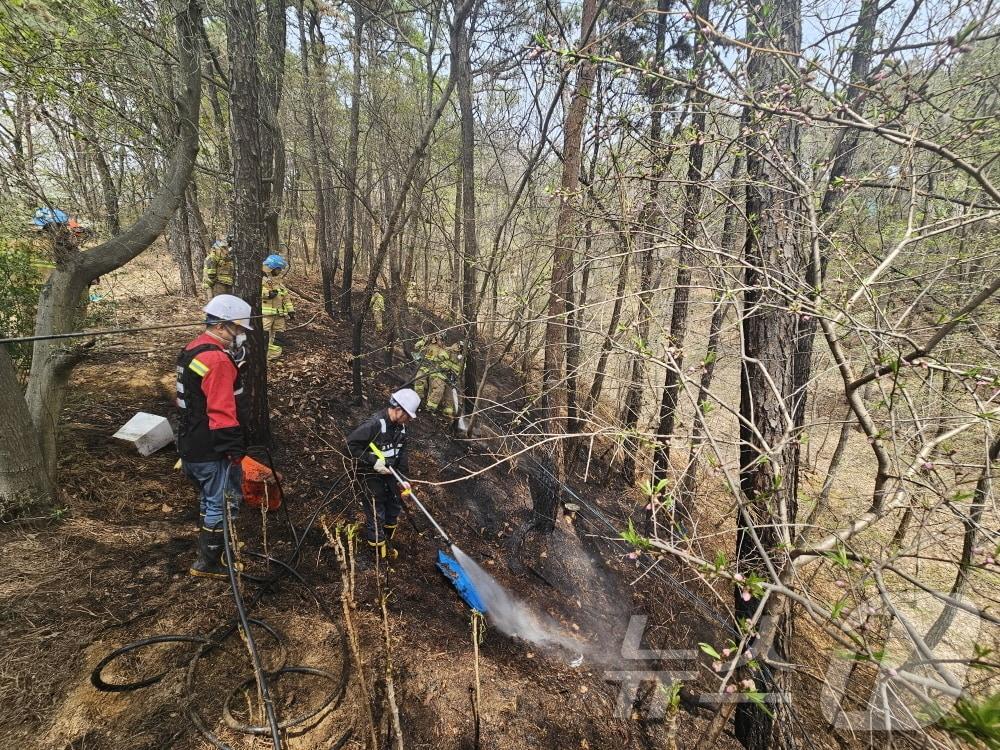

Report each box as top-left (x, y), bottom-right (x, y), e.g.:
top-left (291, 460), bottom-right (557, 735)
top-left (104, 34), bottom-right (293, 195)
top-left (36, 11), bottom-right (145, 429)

top-left (370, 289), bottom-right (385, 333)
top-left (425, 338), bottom-right (461, 415)
top-left (438, 341), bottom-right (464, 417)
top-left (261, 254), bottom-right (294, 359)
top-left (175, 294), bottom-right (253, 578)
top-left (412, 332), bottom-right (445, 405)
top-left (345, 388), bottom-right (420, 559)
top-left (203, 238), bottom-right (234, 297)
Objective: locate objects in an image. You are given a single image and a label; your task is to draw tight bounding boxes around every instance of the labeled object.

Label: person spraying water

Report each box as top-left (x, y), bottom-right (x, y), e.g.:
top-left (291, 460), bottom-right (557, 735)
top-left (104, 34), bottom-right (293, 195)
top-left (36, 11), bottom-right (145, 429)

top-left (385, 464), bottom-right (588, 663)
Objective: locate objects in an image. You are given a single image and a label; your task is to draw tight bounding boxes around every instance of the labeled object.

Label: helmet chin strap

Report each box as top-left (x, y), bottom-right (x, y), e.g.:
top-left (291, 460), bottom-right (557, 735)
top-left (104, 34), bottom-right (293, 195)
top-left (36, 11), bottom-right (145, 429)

top-left (205, 325), bottom-right (236, 347)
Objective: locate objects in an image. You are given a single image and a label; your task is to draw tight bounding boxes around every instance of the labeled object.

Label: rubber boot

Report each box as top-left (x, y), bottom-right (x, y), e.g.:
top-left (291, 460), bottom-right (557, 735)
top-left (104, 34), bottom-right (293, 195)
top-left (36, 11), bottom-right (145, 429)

top-left (383, 524), bottom-right (400, 559)
top-left (189, 529), bottom-right (227, 578)
top-left (367, 539), bottom-right (398, 561)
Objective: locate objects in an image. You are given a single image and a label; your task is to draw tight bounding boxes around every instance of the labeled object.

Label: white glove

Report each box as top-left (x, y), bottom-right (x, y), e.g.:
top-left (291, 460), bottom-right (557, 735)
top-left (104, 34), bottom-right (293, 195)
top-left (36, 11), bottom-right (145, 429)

top-left (373, 458), bottom-right (391, 475)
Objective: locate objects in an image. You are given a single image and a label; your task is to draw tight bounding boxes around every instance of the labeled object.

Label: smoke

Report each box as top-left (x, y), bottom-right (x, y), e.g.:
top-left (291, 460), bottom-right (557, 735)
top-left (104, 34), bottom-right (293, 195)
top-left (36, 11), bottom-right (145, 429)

top-left (451, 545), bottom-right (590, 661)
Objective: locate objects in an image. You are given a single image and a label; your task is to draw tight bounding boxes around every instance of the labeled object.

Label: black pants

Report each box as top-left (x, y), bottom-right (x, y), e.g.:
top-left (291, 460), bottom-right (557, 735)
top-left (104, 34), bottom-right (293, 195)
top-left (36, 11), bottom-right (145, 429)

top-left (361, 475), bottom-right (401, 543)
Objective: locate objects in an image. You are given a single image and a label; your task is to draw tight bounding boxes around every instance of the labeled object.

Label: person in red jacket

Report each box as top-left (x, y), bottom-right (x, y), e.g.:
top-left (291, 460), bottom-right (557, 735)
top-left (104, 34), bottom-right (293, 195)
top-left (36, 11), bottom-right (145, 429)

top-left (176, 294), bottom-right (253, 578)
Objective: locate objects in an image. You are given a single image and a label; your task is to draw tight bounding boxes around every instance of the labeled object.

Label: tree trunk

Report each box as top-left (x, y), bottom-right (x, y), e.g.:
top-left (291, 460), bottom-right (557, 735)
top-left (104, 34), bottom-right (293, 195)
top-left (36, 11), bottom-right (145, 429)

top-left (327, 186), bottom-right (342, 291)
top-left (791, 0), bottom-right (878, 502)
top-left (339, 1), bottom-right (364, 318)
top-left (539, 0), bottom-right (599, 517)
top-left (5, 0), bottom-right (203, 495)
top-left (349, 0), bottom-right (474, 402)
top-left (451, 167), bottom-right (463, 318)
top-left (585, 246), bottom-right (630, 413)
top-left (0, 346), bottom-right (53, 518)
top-left (923, 432), bottom-right (1000, 648)
top-left (186, 182), bottom-right (208, 275)
top-left (227, 0), bottom-right (270, 447)
top-left (169, 207), bottom-right (197, 296)
top-left (620, 0), bottom-right (668, 485)
top-left (82, 116), bottom-right (121, 236)
top-left (454, 10), bottom-right (480, 424)
top-left (298, 1), bottom-right (334, 317)
top-left (260, 0), bottom-right (286, 256)
top-left (651, 0), bottom-right (711, 491)
top-left (566, 67), bottom-right (603, 444)
top-left (671, 154), bottom-right (742, 532)
top-left (736, 0), bottom-right (801, 746)
top-left (673, 289), bottom-right (725, 532)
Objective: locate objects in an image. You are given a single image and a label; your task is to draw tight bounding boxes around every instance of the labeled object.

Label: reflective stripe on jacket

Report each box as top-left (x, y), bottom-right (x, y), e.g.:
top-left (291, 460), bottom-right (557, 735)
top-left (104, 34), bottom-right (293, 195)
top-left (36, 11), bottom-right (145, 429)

top-left (262, 278), bottom-right (294, 317)
top-left (345, 409), bottom-right (408, 476)
top-left (175, 333), bottom-right (246, 461)
top-left (203, 251), bottom-right (234, 286)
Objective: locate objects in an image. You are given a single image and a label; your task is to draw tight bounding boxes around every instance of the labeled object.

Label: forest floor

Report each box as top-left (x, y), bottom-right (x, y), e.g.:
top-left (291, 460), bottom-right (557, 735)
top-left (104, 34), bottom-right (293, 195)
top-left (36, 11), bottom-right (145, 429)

top-left (0, 251), bottom-right (886, 750)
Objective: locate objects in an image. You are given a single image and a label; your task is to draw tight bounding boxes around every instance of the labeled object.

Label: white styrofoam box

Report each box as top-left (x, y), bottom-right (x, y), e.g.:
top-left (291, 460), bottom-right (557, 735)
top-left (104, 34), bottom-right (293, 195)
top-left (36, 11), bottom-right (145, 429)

top-left (113, 412), bottom-right (175, 456)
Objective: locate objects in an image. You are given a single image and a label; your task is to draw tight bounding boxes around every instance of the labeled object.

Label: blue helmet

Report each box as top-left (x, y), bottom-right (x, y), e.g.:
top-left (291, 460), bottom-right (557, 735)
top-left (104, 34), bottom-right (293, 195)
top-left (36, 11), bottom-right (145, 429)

top-left (262, 254), bottom-right (288, 272)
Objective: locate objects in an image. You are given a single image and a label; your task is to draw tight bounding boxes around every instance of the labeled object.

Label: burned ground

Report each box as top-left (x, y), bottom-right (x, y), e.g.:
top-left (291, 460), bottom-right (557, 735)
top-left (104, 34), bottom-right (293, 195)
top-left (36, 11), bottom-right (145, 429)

top-left (1, 272), bottom-right (754, 749)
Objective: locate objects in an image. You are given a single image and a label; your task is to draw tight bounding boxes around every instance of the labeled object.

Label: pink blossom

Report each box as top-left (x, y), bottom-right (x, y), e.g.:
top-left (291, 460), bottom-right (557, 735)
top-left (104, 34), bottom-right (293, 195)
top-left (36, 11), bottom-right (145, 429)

top-left (835, 580), bottom-right (847, 588)
top-left (627, 551), bottom-right (639, 560)
top-left (733, 573), bottom-right (745, 583)
top-left (741, 589), bottom-right (751, 602)
top-left (712, 661), bottom-right (723, 672)
top-left (722, 648), bottom-right (732, 658)
top-left (725, 684), bottom-right (736, 694)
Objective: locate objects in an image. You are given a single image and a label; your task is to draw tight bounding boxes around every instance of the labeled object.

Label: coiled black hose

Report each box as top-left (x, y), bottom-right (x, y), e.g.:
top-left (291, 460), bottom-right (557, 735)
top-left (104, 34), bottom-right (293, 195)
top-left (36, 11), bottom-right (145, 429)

top-left (91, 469), bottom-right (352, 749)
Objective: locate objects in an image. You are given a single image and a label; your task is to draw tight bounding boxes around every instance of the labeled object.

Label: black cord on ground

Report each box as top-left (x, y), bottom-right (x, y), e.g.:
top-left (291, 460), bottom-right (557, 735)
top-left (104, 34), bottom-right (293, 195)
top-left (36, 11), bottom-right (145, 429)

top-left (91, 471), bottom-right (352, 749)
top-left (221, 461), bottom-right (283, 748)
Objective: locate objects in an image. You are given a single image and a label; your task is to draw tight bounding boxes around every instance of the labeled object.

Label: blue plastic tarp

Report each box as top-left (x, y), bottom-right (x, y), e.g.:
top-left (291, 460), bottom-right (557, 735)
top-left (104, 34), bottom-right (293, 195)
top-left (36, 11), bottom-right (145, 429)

top-left (32, 207), bottom-right (69, 227)
top-left (436, 550), bottom-right (486, 614)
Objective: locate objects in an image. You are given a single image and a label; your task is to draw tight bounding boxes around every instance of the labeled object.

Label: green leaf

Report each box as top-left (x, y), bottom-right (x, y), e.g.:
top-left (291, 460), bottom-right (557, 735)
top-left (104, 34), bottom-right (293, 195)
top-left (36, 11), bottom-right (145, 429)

top-left (660, 680), bottom-right (683, 708)
top-left (954, 20), bottom-right (981, 45)
top-left (698, 642), bottom-right (722, 660)
top-left (745, 691), bottom-right (774, 718)
top-left (937, 693), bottom-right (1000, 748)
top-left (823, 543), bottom-right (851, 570)
top-left (620, 519), bottom-right (652, 551)
top-left (831, 600), bottom-right (847, 620)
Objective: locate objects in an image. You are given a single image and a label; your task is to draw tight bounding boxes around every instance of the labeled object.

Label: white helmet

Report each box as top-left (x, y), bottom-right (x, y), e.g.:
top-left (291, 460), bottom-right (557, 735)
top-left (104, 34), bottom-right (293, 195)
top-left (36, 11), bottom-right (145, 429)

top-left (390, 388), bottom-right (420, 418)
top-left (204, 294), bottom-right (253, 330)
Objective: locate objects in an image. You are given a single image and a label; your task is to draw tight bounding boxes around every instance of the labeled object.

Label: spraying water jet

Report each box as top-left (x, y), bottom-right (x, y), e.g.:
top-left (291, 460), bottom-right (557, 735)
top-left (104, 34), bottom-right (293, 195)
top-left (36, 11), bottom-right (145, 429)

top-left (387, 467), bottom-right (587, 662)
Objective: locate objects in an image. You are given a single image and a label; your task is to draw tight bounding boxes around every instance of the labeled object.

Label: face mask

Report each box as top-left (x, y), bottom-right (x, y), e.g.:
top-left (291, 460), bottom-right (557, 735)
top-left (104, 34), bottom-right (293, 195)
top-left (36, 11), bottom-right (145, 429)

top-left (224, 325), bottom-right (247, 353)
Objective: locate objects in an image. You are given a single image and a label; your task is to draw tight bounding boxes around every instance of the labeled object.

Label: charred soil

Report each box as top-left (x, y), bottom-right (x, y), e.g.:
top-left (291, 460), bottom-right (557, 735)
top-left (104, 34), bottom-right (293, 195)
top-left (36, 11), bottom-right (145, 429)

top-left (1, 273), bottom-right (750, 749)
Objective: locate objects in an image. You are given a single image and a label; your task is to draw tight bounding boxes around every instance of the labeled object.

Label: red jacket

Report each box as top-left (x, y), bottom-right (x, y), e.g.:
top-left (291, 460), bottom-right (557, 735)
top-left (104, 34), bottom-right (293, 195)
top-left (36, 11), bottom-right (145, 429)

top-left (175, 333), bottom-right (245, 461)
